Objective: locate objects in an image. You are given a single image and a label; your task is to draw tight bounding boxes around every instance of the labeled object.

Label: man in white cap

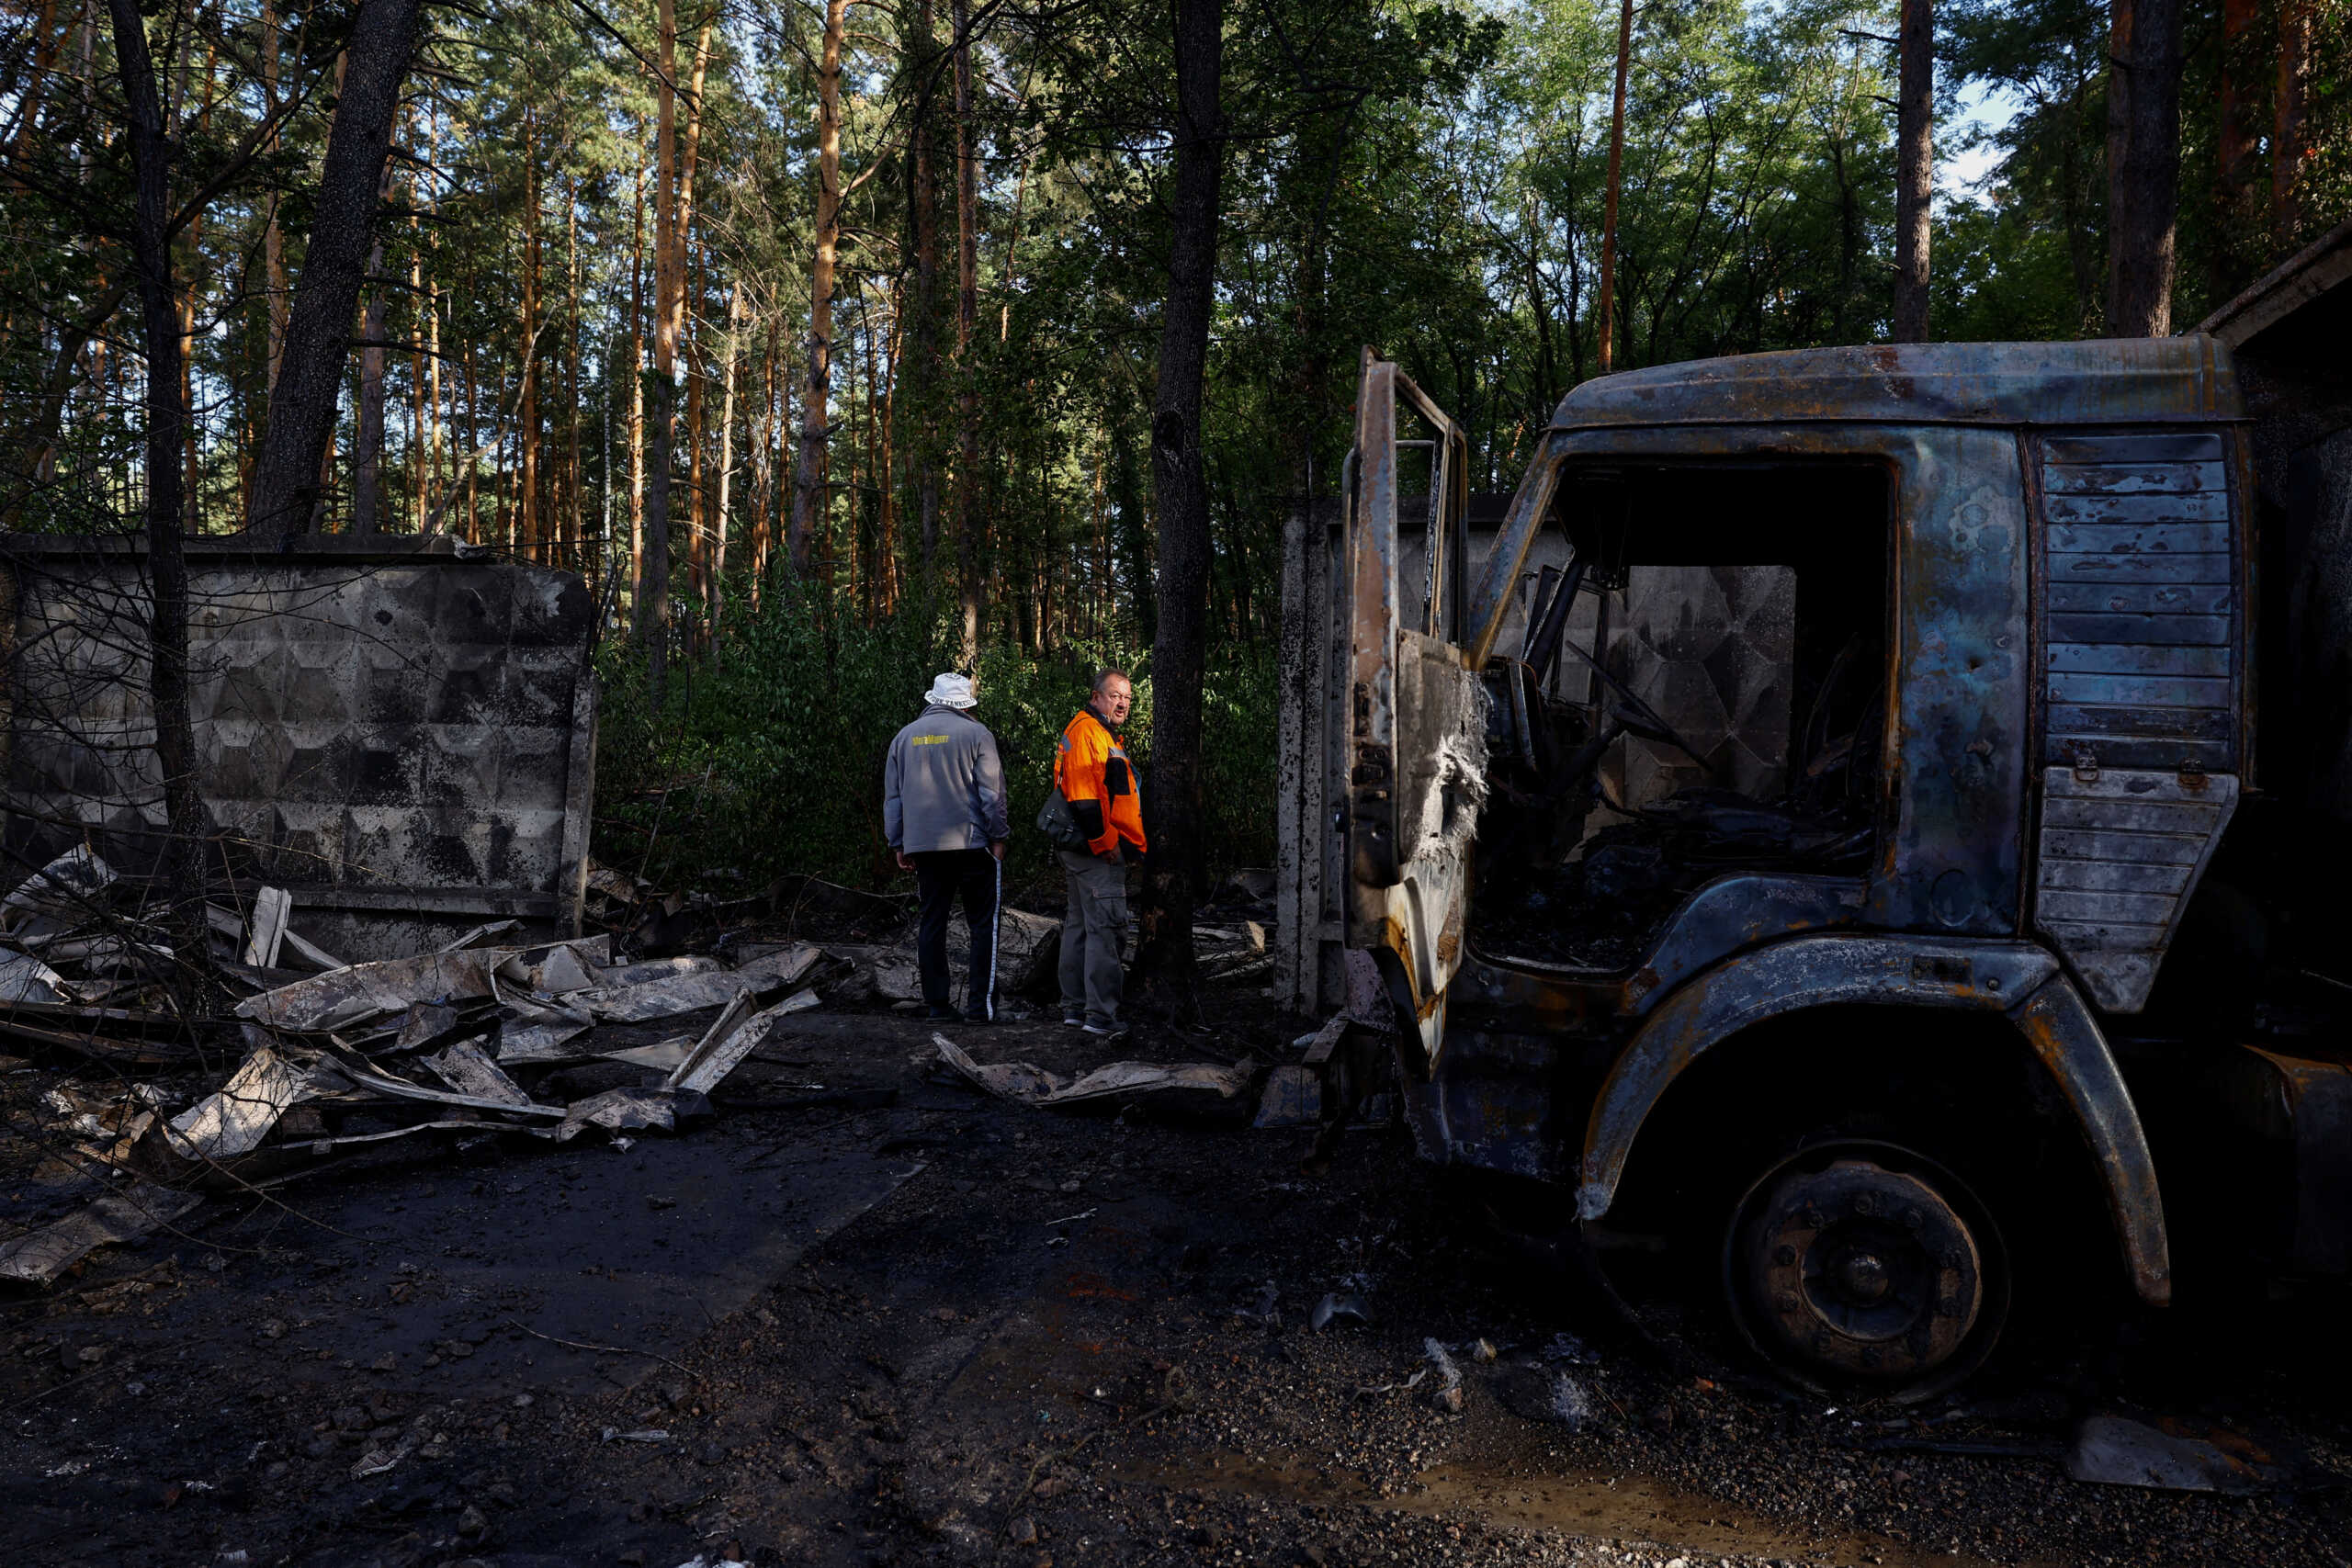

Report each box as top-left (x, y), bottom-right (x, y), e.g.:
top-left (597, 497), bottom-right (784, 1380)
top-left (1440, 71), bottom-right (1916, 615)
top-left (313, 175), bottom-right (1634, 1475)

top-left (883, 671), bottom-right (1010, 1022)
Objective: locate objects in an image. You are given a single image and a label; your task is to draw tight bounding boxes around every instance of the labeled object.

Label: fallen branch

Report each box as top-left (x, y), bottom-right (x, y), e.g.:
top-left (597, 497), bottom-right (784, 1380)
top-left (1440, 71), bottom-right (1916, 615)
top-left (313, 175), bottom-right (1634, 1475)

top-left (501, 1315), bottom-right (700, 1384)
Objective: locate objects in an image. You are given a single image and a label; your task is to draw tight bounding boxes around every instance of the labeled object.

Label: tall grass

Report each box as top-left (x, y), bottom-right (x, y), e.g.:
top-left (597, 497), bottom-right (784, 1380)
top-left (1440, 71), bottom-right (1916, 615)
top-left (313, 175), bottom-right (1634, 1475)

top-left (593, 588), bottom-right (1279, 905)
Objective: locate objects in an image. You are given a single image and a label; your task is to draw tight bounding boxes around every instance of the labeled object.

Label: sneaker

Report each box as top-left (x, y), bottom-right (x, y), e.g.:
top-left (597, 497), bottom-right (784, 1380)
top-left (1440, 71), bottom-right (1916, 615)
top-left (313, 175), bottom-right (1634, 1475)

top-left (923, 1005), bottom-right (960, 1022)
top-left (960, 1008), bottom-right (995, 1026)
top-left (1082, 1021), bottom-right (1129, 1041)
top-left (1061, 1010), bottom-right (1086, 1028)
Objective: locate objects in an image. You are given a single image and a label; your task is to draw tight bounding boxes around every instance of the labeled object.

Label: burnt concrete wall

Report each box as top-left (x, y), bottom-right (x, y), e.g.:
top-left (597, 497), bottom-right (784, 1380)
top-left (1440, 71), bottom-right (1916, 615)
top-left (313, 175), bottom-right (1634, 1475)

top-left (0, 536), bottom-right (597, 960)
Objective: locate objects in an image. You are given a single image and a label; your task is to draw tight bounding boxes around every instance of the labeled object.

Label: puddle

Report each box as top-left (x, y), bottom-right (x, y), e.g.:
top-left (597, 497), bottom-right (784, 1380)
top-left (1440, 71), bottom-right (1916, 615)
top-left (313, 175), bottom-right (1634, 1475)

top-left (1136, 1452), bottom-right (2048, 1568)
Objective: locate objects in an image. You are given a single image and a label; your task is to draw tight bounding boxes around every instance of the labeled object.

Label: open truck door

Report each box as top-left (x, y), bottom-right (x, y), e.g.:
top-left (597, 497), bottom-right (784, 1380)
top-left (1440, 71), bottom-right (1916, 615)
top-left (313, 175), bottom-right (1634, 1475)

top-left (1342, 352), bottom-right (1487, 1070)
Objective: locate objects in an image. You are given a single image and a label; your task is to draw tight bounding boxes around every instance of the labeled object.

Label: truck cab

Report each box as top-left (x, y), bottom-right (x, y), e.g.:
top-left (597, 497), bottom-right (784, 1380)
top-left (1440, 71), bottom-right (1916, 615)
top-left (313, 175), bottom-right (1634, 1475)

top-left (1314, 338), bottom-right (2263, 1397)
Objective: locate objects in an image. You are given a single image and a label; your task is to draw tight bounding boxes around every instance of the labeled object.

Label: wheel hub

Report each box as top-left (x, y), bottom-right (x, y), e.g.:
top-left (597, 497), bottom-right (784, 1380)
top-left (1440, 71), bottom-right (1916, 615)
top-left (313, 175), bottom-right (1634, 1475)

top-left (1730, 1155), bottom-right (1985, 1386)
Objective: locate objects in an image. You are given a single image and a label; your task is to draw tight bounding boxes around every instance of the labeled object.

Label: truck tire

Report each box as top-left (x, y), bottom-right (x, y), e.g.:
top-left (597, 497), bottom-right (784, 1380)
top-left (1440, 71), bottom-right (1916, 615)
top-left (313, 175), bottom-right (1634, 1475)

top-left (1721, 1137), bottom-right (2010, 1401)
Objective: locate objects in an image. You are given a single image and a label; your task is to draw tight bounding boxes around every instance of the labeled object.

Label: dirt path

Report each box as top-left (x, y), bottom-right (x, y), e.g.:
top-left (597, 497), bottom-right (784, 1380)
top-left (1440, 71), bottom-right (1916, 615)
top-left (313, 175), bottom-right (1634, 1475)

top-left (4, 996), bottom-right (2347, 1567)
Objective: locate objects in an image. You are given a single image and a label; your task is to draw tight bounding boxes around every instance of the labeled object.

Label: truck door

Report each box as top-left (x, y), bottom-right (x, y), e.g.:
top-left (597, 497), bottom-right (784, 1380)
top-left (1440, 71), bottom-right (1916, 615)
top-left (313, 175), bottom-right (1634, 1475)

top-left (1342, 352), bottom-right (1486, 1070)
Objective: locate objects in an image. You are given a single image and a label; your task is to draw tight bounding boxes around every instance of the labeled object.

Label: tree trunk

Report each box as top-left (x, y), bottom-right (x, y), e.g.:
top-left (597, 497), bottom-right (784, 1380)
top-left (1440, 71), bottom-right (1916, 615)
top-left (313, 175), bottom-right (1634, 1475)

top-left (260, 3), bottom-right (288, 392)
top-left (790, 0), bottom-right (848, 579)
top-left (565, 176), bottom-right (582, 563)
top-left (105, 0), bottom-right (213, 1006)
top-left (518, 110), bottom-right (540, 558)
top-left (1129, 0), bottom-right (1225, 1020)
top-left (353, 229), bottom-right (389, 534)
top-left (1596, 0), bottom-right (1634, 374)
top-left (910, 0), bottom-right (943, 587)
top-left (686, 265), bottom-right (707, 646)
top-left (643, 9), bottom-right (710, 701)
top-left (628, 140), bottom-right (647, 623)
top-left (2215, 0), bottom-right (2259, 240)
top-left (953, 0), bottom-right (981, 658)
top-left (712, 281), bottom-right (741, 648)
top-left (1893, 0), bottom-right (1932, 342)
top-left (2106, 0), bottom-right (2181, 336)
top-left (244, 0), bottom-right (425, 542)
top-left (2272, 0), bottom-right (2313, 246)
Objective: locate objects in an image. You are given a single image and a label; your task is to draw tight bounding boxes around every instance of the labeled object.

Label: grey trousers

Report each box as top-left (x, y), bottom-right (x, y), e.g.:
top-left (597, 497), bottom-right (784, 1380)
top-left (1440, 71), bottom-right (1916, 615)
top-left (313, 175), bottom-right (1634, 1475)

top-left (1057, 848), bottom-right (1129, 1024)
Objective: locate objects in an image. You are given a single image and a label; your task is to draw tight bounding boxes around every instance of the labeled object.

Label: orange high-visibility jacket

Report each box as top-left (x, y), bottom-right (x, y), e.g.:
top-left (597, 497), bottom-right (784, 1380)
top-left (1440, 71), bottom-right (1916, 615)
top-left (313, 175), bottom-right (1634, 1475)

top-left (1055, 707), bottom-right (1147, 859)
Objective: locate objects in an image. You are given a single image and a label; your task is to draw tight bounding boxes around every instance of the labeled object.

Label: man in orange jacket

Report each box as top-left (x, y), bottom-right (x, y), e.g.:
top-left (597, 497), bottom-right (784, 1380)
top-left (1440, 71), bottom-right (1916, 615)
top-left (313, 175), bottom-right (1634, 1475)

top-left (1054, 670), bottom-right (1145, 1037)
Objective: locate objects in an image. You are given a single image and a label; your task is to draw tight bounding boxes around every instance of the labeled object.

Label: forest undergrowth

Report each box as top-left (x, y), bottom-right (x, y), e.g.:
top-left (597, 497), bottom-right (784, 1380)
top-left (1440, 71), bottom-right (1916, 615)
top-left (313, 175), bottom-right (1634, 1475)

top-left (592, 587), bottom-right (1280, 902)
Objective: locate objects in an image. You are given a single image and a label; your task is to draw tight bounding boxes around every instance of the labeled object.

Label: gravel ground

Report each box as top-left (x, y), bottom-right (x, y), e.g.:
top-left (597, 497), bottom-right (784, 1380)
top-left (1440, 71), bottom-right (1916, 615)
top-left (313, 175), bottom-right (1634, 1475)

top-left (3, 977), bottom-right (2347, 1568)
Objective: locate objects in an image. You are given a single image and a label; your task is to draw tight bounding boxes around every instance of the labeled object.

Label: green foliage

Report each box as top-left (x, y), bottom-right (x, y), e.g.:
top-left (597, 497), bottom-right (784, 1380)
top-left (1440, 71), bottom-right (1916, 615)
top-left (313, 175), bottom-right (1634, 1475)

top-left (594, 586), bottom-right (1277, 897)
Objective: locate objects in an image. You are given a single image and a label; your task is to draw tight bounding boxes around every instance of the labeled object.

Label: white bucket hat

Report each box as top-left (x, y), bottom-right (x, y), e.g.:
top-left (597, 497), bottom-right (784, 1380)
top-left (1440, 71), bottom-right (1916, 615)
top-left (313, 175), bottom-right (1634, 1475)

top-left (924, 671), bottom-right (978, 709)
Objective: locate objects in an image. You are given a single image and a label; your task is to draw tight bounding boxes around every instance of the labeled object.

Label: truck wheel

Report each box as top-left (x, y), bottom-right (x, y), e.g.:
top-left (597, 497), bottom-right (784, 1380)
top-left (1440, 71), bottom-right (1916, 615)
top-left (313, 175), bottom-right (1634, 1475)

top-left (1721, 1139), bottom-right (2009, 1401)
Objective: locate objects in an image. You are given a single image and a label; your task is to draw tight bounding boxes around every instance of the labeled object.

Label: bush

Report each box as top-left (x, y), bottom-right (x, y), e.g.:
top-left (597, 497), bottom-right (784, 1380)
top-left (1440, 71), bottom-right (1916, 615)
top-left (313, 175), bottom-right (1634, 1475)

top-left (592, 587), bottom-right (1278, 906)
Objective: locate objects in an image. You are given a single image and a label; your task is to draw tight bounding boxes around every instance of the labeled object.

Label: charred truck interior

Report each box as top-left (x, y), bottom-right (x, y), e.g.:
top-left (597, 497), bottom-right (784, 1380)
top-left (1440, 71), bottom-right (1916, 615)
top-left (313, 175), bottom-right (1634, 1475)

top-left (1285, 333), bottom-right (2352, 1402)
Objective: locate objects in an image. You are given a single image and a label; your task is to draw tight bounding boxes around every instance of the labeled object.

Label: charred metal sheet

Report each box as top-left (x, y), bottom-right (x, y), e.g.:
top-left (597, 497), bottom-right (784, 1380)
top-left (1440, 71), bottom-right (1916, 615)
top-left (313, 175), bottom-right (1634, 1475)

top-left (1576, 934), bottom-right (2061, 1222)
top-left (2032, 768), bottom-right (2238, 1011)
top-left (1621, 874), bottom-right (1868, 1011)
top-left (1544, 338), bottom-right (2242, 433)
top-left (1399, 1026), bottom-right (1565, 1180)
top-left (2005, 974), bottom-right (2170, 1303)
top-left (2229, 1045), bottom-right (2352, 1276)
top-left (0, 536), bottom-right (596, 957)
top-left (2037, 431), bottom-right (2241, 773)
top-left (1600, 566), bottom-right (1796, 808)
top-left (1871, 427), bottom-right (2031, 935)
top-left (1343, 355), bottom-right (1485, 1071)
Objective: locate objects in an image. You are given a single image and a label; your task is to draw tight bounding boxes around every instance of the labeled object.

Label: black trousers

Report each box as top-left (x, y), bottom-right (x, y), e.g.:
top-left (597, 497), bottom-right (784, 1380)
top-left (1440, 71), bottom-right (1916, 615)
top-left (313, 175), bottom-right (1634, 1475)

top-left (910, 847), bottom-right (1001, 1017)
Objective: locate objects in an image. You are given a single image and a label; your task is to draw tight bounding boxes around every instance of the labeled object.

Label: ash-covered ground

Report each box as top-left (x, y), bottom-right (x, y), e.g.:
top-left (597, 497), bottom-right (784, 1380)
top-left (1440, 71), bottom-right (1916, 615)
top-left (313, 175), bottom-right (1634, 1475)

top-left (4, 979), bottom-right (2348, 1568)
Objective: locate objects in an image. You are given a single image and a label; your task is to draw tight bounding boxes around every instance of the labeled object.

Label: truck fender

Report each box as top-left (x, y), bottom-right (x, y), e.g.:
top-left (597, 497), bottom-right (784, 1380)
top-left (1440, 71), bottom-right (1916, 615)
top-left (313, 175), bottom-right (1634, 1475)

top-left (1574, 933), bottom-right (2170, 1306)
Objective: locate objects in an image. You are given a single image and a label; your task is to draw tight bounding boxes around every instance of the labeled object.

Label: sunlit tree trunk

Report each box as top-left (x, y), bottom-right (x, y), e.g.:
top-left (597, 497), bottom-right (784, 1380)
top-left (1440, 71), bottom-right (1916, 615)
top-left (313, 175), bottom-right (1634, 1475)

top-left (1893, 0), bottom-right (1932, 342)
top-left (791, 0), bottom-right (848, 579)
top-left (628, 141), bottom-right (647, 620)
top-left (1596, 0), bottom-right (1633, 373)
top-left (711, 281), bottom-right (741, 649)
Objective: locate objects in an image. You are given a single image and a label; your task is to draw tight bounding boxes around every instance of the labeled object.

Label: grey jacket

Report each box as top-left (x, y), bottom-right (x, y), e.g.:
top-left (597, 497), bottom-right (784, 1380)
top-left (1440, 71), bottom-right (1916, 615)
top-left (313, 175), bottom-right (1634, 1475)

top-left (883, 705), bottom-right (1010, 852)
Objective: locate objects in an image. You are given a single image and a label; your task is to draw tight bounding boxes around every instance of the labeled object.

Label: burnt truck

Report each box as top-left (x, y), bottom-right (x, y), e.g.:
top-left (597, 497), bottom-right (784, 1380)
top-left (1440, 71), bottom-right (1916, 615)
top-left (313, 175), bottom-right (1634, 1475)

top-left (1279, 312), bottom-right (2352, 1399)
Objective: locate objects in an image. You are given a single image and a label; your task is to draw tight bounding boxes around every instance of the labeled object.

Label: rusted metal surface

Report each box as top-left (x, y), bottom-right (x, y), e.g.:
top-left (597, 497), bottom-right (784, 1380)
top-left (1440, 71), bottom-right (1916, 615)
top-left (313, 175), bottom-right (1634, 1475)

top-left (2031, 769), bottom-right (2239, 1010)
top-left (1303, 337), bottom-right (2262, 1342)
top-left (2006, 974), bottom-right (2171, 1304)
top-left (1871, 426), bottom-right (2032, 936)
top-left (1575, 934), bottom-right (2060, 1222)
top-left (1724, 1149), bottom-right (1997, 1391)
top-left (1618, 874), bottom-right (1869, 1010)
top-left (2036, 432), bottom-right (2241, 773)
top-left (2226, 1046), bottom-right (2352, 1276)
top-left (0, 535), bottom-right (597, 958)
top-left (1543, 337), bottom-right (2242, 432)
top-left (1342, 355), bottom-right (1485, 1070)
